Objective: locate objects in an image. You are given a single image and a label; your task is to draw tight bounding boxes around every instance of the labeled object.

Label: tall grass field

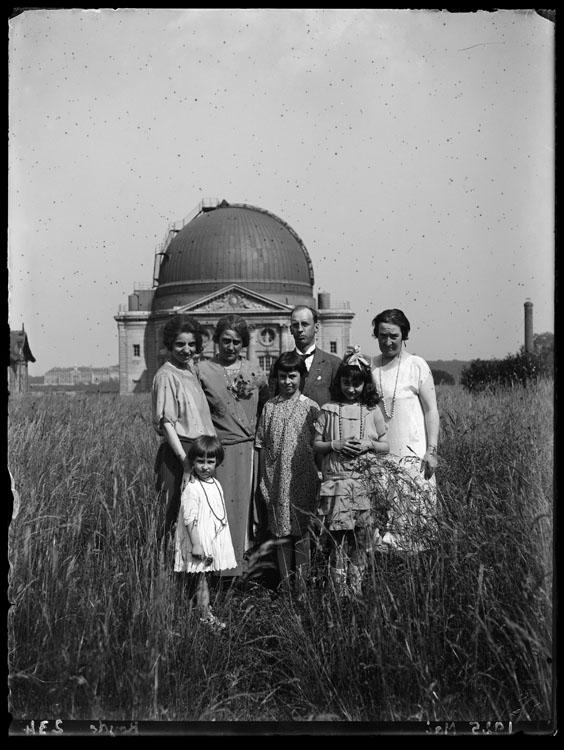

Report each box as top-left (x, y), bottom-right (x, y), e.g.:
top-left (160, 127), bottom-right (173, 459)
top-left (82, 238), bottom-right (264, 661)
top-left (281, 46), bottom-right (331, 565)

top-left (8, 381), bottom-right (554, 729)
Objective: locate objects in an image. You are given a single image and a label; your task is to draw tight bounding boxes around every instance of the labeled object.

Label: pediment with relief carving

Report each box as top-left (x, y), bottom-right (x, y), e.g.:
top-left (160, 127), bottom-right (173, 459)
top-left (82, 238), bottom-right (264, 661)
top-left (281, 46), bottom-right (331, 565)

top-left (177, 285), bottom-right (292, 314)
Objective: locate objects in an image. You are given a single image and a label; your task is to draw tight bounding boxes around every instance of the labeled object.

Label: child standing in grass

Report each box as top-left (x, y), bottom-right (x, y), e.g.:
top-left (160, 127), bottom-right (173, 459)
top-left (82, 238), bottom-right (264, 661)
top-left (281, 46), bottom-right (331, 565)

top-left (175, 435), bottom-right (236, 630)
top-left (151, 314), bottom-right (216, 552)
top-left (255, 351), bottom-right (320, 595)
top-left (314, 347), bottom-right (389, 597)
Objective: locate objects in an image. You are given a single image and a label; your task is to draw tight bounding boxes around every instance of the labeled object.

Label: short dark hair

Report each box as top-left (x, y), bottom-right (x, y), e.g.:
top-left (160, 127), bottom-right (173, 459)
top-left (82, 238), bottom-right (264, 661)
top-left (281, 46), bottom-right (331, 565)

top-left (330, 359), bottom-right (380, 408)
top-left (272, 350), bottom-right (307, 395)
top-left (187, 435), bottom-right (225, 467)
top-left (162, 314), bottom-right (204, 352)
top-left (213, 314), bottom-right (250, 348)
top-left (290, 305), bottom-right (318, 325)
top-left (371, 309), bottom-right (411, 341)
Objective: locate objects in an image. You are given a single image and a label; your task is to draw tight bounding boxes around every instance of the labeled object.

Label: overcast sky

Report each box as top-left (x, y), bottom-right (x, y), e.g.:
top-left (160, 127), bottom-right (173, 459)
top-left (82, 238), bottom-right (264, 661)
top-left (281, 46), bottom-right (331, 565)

top-left (8, 8), bottom-right (554, 375)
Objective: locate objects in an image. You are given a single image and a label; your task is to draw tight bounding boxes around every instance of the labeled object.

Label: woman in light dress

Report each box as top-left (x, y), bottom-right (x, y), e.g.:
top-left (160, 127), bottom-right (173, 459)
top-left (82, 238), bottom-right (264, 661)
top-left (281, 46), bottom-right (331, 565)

top-left (370, 309), bottom-right (440, 553)
top-left (151, 314), bottom-right (215, 551)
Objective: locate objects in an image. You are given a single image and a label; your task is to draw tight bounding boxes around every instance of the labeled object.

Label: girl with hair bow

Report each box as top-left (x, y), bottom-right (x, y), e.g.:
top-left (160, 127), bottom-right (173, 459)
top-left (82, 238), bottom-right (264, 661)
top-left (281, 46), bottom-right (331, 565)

top-left (313, 346), bottom-right (389, 597)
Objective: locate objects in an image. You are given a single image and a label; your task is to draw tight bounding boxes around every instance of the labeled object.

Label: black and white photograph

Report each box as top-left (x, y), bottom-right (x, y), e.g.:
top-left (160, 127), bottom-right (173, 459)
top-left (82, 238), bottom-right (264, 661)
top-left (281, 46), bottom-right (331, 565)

top-left (8, 7), bottom-right (555, 736)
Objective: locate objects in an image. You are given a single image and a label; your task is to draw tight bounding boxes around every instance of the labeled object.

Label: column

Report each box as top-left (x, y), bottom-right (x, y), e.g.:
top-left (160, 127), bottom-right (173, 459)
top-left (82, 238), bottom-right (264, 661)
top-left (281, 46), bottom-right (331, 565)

top-left (280, 322), bottom-right (292, 353)
top-left (246, 324), bottom-right (257, 365)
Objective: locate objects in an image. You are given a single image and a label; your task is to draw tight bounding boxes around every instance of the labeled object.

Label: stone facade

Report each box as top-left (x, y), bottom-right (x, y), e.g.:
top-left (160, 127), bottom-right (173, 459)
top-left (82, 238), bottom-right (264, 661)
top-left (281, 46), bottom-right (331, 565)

top-left (43, 365), bottom-right (119, 386)
top-left (116, 285), bottom-right (353, 395)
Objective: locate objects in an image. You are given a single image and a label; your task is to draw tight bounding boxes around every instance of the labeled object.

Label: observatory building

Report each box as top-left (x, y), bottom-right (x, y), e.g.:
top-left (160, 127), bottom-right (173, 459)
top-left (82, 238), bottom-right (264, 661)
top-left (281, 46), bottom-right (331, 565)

top-left (115, 199), bottom-right (354, 395)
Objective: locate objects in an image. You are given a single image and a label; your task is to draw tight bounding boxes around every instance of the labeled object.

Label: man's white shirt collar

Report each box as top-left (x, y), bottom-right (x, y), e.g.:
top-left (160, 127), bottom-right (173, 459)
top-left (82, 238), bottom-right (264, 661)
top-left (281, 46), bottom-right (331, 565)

top-left (295, 345), bottom-right (316, 370)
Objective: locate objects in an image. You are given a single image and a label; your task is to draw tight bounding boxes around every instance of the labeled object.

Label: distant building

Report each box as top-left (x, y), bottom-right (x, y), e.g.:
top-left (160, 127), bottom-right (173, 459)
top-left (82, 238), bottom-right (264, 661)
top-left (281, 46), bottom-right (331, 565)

top-left (9, 327), bottom-right (36, 394)
top-left (115, 199), bottom-right (354, 395)
top-left (43, 365), bottom-right (120, 386)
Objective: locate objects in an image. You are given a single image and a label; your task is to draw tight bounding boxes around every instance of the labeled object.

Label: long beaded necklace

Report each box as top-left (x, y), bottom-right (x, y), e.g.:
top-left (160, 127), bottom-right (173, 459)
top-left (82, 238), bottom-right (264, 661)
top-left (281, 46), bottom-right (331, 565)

top-left (219, 359), bottom-right (242, 391)
top-left (266, 395), bottom-right (301, 462)
top-left (198, 477), bottom-right (227, 527)
top-left (378, 350), bottom-right (402, 420)
top-left (338, 401), bottom-right (365, 440)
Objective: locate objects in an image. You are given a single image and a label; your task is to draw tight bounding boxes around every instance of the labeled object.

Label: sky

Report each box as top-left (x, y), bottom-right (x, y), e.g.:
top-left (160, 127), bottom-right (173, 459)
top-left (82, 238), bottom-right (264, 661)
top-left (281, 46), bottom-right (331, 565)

top-left (8, 8), bottom-right (555, 376)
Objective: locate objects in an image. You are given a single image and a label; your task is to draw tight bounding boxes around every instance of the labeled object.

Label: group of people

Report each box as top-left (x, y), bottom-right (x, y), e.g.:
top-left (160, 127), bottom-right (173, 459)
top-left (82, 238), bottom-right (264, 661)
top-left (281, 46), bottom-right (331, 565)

top-left (151, 305), bottom-right (440, 628)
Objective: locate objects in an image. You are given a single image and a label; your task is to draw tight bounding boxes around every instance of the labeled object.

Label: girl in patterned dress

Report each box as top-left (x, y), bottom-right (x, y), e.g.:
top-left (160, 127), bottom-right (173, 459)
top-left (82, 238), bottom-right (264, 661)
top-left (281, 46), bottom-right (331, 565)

top-left (314, 347), bottom-right (389, 597)
top-left (175, 436), bottom-right (237, 630)
top-left (255, 351), bottom-right (320, 594)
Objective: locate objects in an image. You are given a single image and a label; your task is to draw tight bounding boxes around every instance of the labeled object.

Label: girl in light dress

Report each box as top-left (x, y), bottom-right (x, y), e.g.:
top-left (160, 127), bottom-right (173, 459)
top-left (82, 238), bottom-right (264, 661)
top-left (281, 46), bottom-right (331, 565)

top-left (255, 351), bottom-right (320, 595)
top-left (175, 435), bottom-right (236, 630)
top-left (314, 347), bottom-right (389, 597)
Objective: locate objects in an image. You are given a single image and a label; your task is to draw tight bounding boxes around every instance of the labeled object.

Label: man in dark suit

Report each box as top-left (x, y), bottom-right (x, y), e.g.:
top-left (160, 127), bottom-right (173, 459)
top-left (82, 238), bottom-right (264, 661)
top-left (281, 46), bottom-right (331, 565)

top-left (269, 305), bottom-right (342, 407)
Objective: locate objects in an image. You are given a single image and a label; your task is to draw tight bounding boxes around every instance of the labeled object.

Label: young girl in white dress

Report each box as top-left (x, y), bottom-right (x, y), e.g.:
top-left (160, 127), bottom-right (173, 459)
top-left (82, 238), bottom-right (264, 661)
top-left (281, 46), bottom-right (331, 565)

top-left (314, 347), bottom-right (389, 597)
top-left (174, 435), bottom-right (237, 630)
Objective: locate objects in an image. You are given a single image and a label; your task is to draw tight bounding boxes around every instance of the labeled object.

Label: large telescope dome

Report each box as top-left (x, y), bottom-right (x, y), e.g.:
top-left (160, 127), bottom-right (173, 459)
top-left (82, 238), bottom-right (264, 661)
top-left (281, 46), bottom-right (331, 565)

top-left (153, 200), bottom-right (315, 310)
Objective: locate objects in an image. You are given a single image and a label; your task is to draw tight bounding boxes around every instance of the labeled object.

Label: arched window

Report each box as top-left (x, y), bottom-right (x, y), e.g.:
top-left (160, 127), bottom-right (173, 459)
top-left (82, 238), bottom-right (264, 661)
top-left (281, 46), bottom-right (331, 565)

top-left (260, 327), bottom-right (276, 346)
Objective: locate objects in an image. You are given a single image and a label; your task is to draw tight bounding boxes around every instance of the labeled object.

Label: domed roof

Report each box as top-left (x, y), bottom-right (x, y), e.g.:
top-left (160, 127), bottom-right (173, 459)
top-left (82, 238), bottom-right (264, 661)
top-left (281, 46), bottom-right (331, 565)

top-left (153, 201), bottom-right (315, 309)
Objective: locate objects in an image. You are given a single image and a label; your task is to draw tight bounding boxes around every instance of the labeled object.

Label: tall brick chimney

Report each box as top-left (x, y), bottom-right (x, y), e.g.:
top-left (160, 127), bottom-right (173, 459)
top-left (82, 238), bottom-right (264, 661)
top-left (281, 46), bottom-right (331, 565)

top-left (524, 299), bottom-right (534, 353)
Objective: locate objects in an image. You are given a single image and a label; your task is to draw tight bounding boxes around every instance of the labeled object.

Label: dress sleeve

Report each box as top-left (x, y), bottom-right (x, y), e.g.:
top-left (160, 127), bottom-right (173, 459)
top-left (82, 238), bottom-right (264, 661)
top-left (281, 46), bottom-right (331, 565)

top-left (255, 402), bottom-right (268, 448)
top-left (367, 406), bottom-right (388, 440)
top-left (180, 481), bottom-right (200, 525)
top-left (151, 369), bottom-right (179, 433)
top-left (314, 408), bottom-right (328, 438)
top-left (192, 362), bottom-right (203, 384)
top-left (414, 357), bottom-right (432, 389)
